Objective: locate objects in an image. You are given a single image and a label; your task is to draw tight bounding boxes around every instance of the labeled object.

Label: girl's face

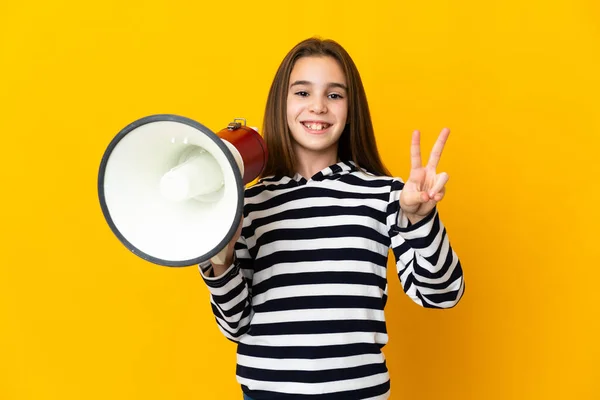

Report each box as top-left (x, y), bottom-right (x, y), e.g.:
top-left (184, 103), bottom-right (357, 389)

top-left (286, 56), bottom-right (348, 160)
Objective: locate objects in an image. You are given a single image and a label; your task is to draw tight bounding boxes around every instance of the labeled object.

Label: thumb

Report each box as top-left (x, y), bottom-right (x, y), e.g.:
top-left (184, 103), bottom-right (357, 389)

top-left (400, 189), bottom-right (429, 209)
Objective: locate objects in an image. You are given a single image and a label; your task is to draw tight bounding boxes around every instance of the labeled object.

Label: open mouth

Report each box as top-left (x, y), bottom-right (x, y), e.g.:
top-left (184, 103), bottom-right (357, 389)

top-left (301, 122), bottom-right (332, 131)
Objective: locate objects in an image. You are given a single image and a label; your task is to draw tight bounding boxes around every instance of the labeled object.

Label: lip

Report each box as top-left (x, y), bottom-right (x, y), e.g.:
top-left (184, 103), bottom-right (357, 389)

top-left (301, 120), bottom-right (331, 124)
top-left (300, 121), bottom-right (332, 134)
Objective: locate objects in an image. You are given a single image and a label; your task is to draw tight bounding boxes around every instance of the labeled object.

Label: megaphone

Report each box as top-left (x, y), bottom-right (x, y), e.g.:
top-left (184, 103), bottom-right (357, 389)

top-left (98, 114), bottom-right (267, 267)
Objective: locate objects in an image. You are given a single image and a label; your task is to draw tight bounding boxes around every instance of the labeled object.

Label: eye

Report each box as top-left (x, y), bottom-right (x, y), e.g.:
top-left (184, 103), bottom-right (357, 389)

top-left (295, 91), bottom-right (309, 97)
top-left (328, 93), bottom-right (344, 100)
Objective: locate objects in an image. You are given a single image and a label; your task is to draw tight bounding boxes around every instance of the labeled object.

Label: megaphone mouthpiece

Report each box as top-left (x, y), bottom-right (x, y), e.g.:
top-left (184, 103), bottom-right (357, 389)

top-left (159, 146), bottom-right (224, 202)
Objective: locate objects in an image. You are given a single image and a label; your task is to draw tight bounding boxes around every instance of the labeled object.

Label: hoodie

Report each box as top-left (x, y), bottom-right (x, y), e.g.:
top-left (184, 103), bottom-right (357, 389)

top-left (200, 160), bottom-right (464, 400)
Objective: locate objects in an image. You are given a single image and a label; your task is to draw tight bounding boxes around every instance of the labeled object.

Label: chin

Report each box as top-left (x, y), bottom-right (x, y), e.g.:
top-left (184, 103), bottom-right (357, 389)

top-left (295, 139), bottom-right (339, 154)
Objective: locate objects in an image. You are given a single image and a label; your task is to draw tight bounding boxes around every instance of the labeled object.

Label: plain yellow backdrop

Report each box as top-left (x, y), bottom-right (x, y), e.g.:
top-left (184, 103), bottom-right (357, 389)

top-left (1, 0), bottom-right (599, 399)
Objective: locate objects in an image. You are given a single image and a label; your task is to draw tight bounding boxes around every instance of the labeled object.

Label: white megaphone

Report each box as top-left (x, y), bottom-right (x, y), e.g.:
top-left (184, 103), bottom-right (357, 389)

top-left (98, 114), bottom-right (267, 267)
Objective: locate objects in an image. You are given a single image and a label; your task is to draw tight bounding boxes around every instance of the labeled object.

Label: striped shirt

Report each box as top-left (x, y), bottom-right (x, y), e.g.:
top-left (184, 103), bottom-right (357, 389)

top-left (200, 161), bottom-right (465, 400)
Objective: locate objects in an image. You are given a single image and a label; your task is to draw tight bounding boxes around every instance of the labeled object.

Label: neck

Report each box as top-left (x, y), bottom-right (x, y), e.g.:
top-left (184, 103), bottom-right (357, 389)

top-left (293, 144), bottom-right (339, 179)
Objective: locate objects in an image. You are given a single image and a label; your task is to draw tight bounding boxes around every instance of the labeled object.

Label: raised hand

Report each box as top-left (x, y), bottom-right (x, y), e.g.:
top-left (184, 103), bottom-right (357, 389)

top-left (399, 128), bottom-right (450, 224)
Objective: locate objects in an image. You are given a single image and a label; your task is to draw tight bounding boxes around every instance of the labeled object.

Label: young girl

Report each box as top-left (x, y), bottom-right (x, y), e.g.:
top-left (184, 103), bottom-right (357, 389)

top-left (199, 37), bottom-right (465, 400)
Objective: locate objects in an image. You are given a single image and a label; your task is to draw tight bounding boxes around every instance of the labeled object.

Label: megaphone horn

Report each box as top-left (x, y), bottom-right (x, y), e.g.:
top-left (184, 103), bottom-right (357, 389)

top-left (98, 114), bottom-right (267, 267)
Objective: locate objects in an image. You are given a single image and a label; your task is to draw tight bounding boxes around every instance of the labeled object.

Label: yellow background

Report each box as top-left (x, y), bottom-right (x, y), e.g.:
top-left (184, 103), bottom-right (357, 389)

top-left (1, 0), bottom-right (599, 399)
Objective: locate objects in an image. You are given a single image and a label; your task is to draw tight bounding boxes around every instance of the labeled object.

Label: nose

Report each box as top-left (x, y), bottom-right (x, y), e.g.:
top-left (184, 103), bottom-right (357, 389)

top-left (309, 97), bottom-right (327, 114)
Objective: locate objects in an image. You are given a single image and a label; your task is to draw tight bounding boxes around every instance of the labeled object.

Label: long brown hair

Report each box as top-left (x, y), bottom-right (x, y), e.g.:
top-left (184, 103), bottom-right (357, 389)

top-left (260, 37), bottom-right (391, 178)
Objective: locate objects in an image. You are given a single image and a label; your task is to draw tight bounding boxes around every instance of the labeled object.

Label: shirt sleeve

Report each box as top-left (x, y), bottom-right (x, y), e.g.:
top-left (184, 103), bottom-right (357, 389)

top-left (199, 232), bottom-right (254, 342)
top-left (387, 178), bottom-right (465, 308)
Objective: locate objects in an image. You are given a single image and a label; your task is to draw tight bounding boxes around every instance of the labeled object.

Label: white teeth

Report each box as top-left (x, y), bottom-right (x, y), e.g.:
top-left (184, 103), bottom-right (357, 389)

top-left (303, 122), bottom-right (330, 130)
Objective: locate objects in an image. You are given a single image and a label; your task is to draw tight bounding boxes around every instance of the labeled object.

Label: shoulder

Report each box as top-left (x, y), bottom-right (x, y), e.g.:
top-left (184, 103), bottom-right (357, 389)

top-left (345, 169), bottom-right (405, 189)
top-left (243, 175), bottom-right (295, 199)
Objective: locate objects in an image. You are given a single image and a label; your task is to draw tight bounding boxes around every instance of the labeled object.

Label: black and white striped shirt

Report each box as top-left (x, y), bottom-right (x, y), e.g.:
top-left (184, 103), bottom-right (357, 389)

top-left (200, 161), bottom-right (465, 400)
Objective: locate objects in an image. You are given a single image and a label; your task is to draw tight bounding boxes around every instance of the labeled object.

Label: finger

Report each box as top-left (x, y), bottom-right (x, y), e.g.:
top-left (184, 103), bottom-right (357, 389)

top-left (427, 127), bottom-right (450, 169)
top-left (410, 130), bottom-right (422, 170)
top-left (428, 172), bottom-right (449, 197)
top-left (407, 166), bottom-right (426, 192)
top-left (433, 187), bottom-right (446, 202)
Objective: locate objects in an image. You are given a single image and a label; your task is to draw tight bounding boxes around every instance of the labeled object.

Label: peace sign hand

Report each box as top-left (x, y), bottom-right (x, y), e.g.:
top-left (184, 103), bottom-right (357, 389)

top-left (399, 128), bottom-right (451, 224)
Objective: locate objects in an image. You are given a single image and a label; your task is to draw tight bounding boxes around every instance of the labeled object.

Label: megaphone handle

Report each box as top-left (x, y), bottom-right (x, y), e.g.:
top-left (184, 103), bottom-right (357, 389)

top-left (210, 246), bottom-right (230, 266)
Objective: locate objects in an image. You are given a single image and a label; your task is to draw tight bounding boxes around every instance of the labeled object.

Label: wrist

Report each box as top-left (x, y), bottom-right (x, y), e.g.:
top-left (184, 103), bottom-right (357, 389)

top-left (211, 252), bottom-right (236, 277)
top-left (405, 213), bottom-right (424, 225)
top-left (403, 206), bottom-right (437, 228)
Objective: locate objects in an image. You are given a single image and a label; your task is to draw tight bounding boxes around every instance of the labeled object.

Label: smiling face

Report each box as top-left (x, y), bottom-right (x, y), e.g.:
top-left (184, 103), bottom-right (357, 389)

top-left (286, 56), bottom-right (348, 163)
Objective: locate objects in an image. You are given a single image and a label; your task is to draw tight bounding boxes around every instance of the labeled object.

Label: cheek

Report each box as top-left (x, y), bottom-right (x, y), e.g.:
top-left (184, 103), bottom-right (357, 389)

top-left (334, 101), bottom-right (348, 123)
top-left (286, 98), bottom-right (299, 120)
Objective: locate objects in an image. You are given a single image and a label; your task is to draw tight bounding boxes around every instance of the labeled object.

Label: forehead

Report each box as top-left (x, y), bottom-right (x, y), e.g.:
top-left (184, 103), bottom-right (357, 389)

top-left (289, 56), bottom-right (347, 85)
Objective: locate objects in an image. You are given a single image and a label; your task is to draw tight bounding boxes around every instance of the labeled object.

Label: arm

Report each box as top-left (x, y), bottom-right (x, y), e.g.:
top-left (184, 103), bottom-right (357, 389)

top-left (199, 222), bottom-right (254, 342)
top-left (388, 183), bottom-right (464, 308)
top-left (389, 128), bottom-right (465, 308)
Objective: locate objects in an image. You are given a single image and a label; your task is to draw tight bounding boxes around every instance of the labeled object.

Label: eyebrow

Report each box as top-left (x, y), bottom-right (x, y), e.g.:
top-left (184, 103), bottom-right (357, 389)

top-left (289, 80), bottom-right (348, 91)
